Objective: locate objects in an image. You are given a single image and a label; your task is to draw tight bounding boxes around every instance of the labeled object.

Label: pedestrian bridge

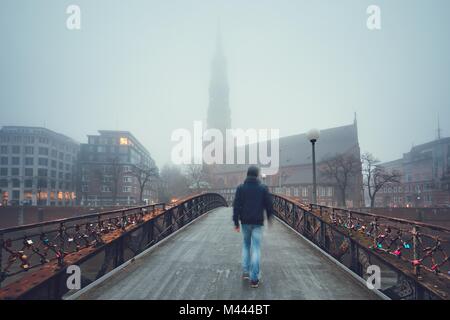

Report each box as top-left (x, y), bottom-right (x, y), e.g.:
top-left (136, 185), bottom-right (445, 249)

top-left (0, 193), bottom-right (449, 300)
top-left (70, 207), bottom-right (375, 300)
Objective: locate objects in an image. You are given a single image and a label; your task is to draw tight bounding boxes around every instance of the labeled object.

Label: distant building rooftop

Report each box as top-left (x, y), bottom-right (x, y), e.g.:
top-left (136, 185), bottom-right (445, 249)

top-left (0, 125), bottom-right (79, 145)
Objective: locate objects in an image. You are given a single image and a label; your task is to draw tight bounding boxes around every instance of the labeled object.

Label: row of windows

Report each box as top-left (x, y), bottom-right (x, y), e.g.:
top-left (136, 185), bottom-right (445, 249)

top-left (381, 183), bottom-right (434, 194)
top-left (82, 175), bottom-right (136, 184)
top-left (0, 168), bottom-right (72, 179)
top-left (82, 185), bottom-right (135, 193)
top-left (6, 190), bottom-right (76, 201)
top-left (216, 186), bottom-right (334, 197)
top-left (0, 157), bottom-right (73, 171)
top-left (0, 179), bottom-right (72, 189)
top-left (274, 186), bottom-right (333, 197)
top-left (382, 194), bottom-right (433, 204)
top-left (0, 146), bottom-right (75, 160)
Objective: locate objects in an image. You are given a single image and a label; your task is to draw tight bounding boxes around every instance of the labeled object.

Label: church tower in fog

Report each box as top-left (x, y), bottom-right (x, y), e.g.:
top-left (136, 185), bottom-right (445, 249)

top-left (207, 26), bottom-right (231, 134)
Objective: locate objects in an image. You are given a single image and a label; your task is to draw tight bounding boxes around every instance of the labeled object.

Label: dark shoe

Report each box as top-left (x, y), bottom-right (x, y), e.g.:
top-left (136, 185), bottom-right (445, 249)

top-left (242, 272), bottom-right (250, 280)
top-left (250, 279), bottom-right (259, 288)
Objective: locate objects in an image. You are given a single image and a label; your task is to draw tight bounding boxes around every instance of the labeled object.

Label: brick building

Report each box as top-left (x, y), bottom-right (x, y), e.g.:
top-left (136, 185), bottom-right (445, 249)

top-left (376, 137), bottom-right (450, 207)
top-left (78, 131), bottom-right (158, 206)
top-left (211, 121), bottom-right (364, 208)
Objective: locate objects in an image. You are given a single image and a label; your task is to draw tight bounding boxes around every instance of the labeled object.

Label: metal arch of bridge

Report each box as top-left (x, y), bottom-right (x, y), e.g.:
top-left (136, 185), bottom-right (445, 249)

top-left (0, 193), bottom-right (227, 299)
top-left (272, 193), bottom-right (450, 300)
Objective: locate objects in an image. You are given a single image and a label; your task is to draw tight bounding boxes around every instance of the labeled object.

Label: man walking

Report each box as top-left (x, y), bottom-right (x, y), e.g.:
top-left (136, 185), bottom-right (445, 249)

top-left (233, 165), bottom-right (273, 288)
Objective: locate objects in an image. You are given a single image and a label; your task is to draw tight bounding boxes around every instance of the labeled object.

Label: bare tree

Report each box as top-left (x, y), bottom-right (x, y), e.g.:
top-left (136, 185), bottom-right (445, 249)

top-left (184, 164), bottom-right (210, 192)
top-left (321, 153), bottom-right (361, 207)
top-left (130, 164), bottom-right (159, 204)
top-left (158, 164), bottom-right (189, 203)
top-left (362, 152), bottom-right (402, 208)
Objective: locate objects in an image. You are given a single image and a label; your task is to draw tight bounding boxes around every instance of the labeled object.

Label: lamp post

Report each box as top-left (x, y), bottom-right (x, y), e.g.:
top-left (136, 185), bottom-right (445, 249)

top-left (307, 128), bottom-right (320, 204)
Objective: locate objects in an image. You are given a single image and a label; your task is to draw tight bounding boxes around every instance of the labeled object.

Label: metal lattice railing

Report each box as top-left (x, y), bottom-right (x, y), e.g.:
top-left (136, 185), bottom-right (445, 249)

top-left (272, 194), bottom-right (450, 300)
top-left (0, 192), bottom-right (228, 299)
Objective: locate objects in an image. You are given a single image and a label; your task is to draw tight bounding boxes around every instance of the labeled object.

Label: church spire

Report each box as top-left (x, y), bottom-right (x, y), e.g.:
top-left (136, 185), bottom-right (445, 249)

top-left (207, 23), bottom-right (231, 134)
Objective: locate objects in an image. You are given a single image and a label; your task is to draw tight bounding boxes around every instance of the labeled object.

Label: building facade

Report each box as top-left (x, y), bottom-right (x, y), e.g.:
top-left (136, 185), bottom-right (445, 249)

top-left (0, 126), bottom-right (79, 206)
top-left (376, 137), bottom-right (450, 207)
top-left (78, 131), bottom-right (157, 207)
top-left (211, 121), bottom-right (364, 208)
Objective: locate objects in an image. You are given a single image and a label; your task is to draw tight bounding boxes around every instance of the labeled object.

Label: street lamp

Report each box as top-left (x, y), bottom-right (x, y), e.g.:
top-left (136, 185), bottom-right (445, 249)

top-left (307, 128), bottom-right (320, 204)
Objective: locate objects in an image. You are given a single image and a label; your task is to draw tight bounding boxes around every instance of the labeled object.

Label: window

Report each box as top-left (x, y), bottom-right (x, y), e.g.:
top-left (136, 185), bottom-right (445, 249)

top-left (82, 185), bottom-right (89, 192)
top-left (38, 179), bottom-right (48, 188)
top-left (123, 176), bottom-right (133, 183)
top-left (327, 187), bottom-right (333, 197)
top-left (51, 160), bottom-right (57, 168)
top-left (319, 187), bottom-right (326, 197)
top-left (12, 179), bottom-right (20, 188)
top-left (11, 168), bottom-right (19, 176)
top-left (51, 149), bottom-right (57, 158)
top-left (25, 146), bottom-right (34, 155)
top-left (123, 166), bottom-right (131, 173)
top-left (302, 187), bottom-right (308, 197)
top-left (293, 187), bottom-right (299, 196)
top-left (122, 186), bottom-right (132, 193)
top-left (38, 169), bottom-right (48, 177)
top-left (101, 185), bottom-right (111, 192)
top-left (12, 145), bottom-right (20, 154)
top-left (24, 180), bottom-right (33, 188)
top-left (0, 168), bottom-right (7, 176)
top-left (38, 158), bottom-right (48, 166)
top-left (38, 147), bottom-right (49, 156)
top-left (0, 179), bottom-right (7, 187)
top-left (25, 168), bottom-right (33, 176)
top-left (51, 170), bottom-right (56, 178)
top-left (1, 157), bottom-right (8, 165)
top-left (59, 152), bottom-right (64, 160)
top-left (119, 137), bottom-right (129, 145)
top-left (0, 146), bottom-right (7, 154)
top-left (25, 157), bottom-right (34, 165)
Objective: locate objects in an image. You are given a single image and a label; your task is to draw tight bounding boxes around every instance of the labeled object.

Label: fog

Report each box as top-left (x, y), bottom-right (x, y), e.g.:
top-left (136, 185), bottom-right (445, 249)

top-left (1, 0), bottom-right (449, 167)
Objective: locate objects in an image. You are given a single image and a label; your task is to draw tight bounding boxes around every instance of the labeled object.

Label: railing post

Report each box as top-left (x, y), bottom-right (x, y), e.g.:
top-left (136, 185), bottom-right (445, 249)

top-left (320, 220), bottom-right (326, 249)
top-left (58, 223), bottom-right (65, 267)
top-left (121, 211), bottom-right (127, 231)
top-left (148, 220), bottom-right (154, 245)
top-left (413, 226), bottom-right (421, 278)
top-left (303, 210), bottom-right (308, 235)
top-left (350, 240), bottom-right (360, 275)
top-left (292, 205), bottom-right (296, 227)
top-left (0, 233), bottom-right (3, 288)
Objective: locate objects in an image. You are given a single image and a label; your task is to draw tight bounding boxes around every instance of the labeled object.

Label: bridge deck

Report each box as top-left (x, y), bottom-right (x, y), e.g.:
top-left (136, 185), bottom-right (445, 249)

top-left (74, 207), bottom-right (378, 300)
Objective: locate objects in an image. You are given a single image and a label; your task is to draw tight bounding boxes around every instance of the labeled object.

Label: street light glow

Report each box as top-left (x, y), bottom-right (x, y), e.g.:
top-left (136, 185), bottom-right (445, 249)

top-left (307, 128), bottom-right (320, 142)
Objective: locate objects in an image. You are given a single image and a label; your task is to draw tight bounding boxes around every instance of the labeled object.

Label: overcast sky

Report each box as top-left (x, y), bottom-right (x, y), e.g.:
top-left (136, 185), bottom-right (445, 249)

top-left (1, 0), bottom-right (449, 167)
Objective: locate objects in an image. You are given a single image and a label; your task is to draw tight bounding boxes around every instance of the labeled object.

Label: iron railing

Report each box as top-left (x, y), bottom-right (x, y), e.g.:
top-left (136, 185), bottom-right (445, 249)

top-left (272, 194), bottom-right (450, 300)
top-left (0, 192), bottom-right (227, 299)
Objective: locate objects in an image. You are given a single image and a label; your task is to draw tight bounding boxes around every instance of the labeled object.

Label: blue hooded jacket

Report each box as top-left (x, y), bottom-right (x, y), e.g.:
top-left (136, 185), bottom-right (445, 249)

top-left (232, 176), bottom-right (273, 227)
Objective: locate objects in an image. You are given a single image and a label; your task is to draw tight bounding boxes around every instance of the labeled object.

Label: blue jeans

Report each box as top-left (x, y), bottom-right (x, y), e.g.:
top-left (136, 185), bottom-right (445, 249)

top-left (241, 224), bottom-right (263, 282)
